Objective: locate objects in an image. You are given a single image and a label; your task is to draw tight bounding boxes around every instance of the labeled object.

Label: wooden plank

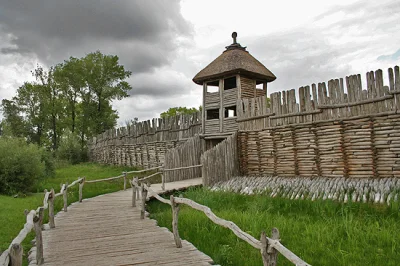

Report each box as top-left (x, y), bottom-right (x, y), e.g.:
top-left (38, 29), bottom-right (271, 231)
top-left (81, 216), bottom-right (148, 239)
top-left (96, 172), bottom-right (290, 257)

top-left (37, 179), bottom-right (211, 266)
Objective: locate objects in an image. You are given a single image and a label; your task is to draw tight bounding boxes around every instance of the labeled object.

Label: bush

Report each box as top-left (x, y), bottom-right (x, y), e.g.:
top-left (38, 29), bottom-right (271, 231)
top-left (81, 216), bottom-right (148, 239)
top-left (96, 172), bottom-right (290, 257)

top-left (0, 137), bottom-right (53, 195)
top-left (56, 131), bottom-right (87, 164)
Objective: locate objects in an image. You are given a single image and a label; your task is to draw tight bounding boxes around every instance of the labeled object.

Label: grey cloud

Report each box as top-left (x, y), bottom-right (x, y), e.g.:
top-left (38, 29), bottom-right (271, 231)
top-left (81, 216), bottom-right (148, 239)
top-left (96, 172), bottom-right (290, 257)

top-left (314, 0), bottom-right (400, 34)
top-left (0, 47), bottom-right (32, 55)
top-left (128, 69), bottom-right (193, 97)
top-left (243, 0), bottom-right (400, 94)
top-left (247, 30), bottom-right (352, 94)
top-left (0, 0), bottom-right (192, 73)
top-left (378, 49), bottom-right (400, 61)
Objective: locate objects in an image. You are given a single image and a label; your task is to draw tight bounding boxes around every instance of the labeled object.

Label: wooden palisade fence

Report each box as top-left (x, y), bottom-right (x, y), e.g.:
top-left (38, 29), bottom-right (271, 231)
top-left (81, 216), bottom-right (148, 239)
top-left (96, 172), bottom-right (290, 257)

top-left (202, 132), bottom-right (240, 185)
top-left (163, 135), bottom-right (203, 182)
top-left (0, 167), bottom-right (161, 266)
top-left (131, 172), bottom-right (310, 266)
top-left (237, 66), bottom-right (400, 179)
top-left (88, 112), bottom-right (201, 168)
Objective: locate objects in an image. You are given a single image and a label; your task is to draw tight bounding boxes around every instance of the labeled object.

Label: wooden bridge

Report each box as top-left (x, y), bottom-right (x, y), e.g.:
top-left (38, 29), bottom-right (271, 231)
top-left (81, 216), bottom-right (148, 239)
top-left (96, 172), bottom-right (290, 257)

top-left (37, 178), bottom-right (213, 266)
top-left (1, 167), bottom-right (310, 266)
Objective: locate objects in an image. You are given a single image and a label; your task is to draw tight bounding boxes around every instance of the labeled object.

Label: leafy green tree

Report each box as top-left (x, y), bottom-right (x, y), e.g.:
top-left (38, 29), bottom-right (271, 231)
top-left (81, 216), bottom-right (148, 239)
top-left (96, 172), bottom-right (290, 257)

top-left (1, 51), bottom-right (132, 160)
top-left (0, 99), bottom-right (27, 137)
top-left (160, 106), bottom-right (200, 118)
top-left (54, 57), bottom-right (86, 133)
top-left (81, 51), bottom-right (132, 134)
top-left (14, 81), bottom-right (49, 146)
top-left (32, 66), bottom-right (65, 150)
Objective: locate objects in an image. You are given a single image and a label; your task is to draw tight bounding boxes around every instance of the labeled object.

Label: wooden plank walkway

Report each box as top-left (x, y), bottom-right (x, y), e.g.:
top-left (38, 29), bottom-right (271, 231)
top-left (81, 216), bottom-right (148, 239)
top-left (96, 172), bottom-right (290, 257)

top-left (34, 178), bottom-right (214, 266)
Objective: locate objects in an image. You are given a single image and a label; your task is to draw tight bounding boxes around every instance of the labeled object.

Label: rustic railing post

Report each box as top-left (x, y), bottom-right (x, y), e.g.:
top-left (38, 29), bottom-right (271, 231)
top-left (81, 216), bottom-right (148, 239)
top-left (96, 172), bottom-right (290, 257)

top-left (170, 195), bottom-right (182, 248)
top-left (140, 183), bottom-right (147, 219)
top-left (63, 182), bottom-right (68, 212)
top-left (49, 188), bottom-right (55, 228)
top-left (33, 207), bottom-right (44, 265)
top-left (79, 177), bottom-right (85, 203)
top-left (123, 172), bottom-right (127, 190)
top-left (161, 169), bottom-right (165, 191)
top-left (261, 228), bottom-right (280, 266)
top-left (131, 178), bottom-right (136, 207)
top-left (9, 243), bottom-right (23, 266)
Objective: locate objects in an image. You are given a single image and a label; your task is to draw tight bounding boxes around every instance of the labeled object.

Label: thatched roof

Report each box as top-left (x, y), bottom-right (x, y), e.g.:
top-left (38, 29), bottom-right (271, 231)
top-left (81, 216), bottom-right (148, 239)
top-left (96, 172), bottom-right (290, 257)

top-left (193, 36), bottom-right (276, 85)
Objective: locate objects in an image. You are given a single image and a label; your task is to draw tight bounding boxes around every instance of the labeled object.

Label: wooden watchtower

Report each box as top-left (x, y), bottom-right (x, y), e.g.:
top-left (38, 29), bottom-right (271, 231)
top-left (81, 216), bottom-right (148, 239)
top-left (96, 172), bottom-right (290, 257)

top-left (193, 32), bottom-right (276, 148)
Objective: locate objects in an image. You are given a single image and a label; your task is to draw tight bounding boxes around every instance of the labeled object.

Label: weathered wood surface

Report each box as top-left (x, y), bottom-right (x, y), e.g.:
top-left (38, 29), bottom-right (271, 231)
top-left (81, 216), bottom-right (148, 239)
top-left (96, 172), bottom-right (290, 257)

top-left (202, 132), bottom-right (239, 185)
top-left (32, 178), bottom-right (209, 266)
top-left (236, 66), bottom-right (400, 179)
top-left (88, 112), bottom-right (202, 168)
top-left (164, 135), bottom-right (203, 182)
top-left (212, 176), bottom-right (400, 205)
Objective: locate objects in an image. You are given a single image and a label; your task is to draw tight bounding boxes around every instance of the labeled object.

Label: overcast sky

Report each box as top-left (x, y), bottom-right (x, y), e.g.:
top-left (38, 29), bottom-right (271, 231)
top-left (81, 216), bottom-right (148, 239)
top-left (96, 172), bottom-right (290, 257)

top-left (0, 0), bottom-right (399, 125)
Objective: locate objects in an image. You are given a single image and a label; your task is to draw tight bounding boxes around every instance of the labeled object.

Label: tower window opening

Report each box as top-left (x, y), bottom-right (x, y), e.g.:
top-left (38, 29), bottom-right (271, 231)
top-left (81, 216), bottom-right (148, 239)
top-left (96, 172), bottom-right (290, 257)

top-left (206, 108), bottom-right (219, 120)
top-left (256, 82), bottom-right (264, 90)
top-left (224, 77), bottom-right (236, 90)
top-left (224, 106), bottom-right (237, 118)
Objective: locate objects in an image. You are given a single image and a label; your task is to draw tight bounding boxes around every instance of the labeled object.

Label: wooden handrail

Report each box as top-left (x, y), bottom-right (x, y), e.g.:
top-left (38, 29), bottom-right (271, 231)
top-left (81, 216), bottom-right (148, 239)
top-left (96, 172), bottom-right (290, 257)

top-left (137, 172), bottom-right (161, 182)
top-left (125, 166), bottom-right (163, 174)
top-left (162, 164), bottom-right (202, 172)
top-left (85, 174), bottom-right (124, 183)
top-left (1, 169), bottom-right (135, 266)
top-left (137, 182), bottom-right (311, 266)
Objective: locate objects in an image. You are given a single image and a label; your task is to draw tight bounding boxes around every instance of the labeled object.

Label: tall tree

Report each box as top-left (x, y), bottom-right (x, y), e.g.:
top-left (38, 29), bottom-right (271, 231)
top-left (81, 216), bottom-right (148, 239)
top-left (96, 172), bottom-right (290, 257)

top-left (81, 51), bottom-right (132, 134)
top-left (0, 99), bottom-right (26, 137)
top-left (1, 51), bottom-right (132, 158)
top-left (14, 82), bottom-right (49, 146)
top-left (54, 57), bottom-right (85, 133)
top-left (32, 66), bottom-right (64, 150)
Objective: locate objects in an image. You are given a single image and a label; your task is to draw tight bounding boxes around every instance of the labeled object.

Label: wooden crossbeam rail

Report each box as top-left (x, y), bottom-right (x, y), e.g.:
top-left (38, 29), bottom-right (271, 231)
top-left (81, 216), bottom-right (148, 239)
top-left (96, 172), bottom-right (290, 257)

top-left (162, 164), bottom-right (203, 172)
top-left (85, 175), bottom-right (124, 183)
top-left (1, 166), bottom-right (158, 266)
top-left (137, 172), bottom-right (161, 182)
top-left (134, 182), bottom-right (311, 266)
top-left (125, 166), bottom-right (163, 174)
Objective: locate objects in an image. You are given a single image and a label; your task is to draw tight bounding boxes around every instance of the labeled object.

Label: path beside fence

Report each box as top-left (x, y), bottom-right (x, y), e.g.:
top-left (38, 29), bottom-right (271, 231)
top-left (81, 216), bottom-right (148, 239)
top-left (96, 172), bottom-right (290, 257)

top-left (34, 178), bottom-right (210, 266)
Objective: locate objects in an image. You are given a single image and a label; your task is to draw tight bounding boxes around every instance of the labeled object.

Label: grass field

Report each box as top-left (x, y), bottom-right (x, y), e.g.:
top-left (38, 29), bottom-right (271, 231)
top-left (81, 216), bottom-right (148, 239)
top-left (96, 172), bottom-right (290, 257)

top-left (0, 163), bottom-right (140, 264)
top-left (148, 188), bottom-right (400, 266)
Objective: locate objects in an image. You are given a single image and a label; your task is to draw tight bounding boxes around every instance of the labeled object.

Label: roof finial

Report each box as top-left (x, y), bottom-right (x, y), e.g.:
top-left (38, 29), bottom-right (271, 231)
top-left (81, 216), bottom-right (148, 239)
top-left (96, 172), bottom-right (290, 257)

top-left (232, 32), bottom-right (237, 44)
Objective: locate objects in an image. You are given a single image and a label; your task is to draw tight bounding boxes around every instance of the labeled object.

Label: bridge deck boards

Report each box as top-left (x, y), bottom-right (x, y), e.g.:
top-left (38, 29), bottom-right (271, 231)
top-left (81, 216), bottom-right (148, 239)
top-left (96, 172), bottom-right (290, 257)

top-left (33, 178), bottom-right (213, 266)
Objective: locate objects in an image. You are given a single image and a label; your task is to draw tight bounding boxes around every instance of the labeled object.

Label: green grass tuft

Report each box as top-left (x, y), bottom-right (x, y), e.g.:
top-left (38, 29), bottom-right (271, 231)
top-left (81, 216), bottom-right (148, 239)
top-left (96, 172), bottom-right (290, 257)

top-left (0, 162), bottom-right (139, 265)
top-left (148, 188), bottom-right (400, 266)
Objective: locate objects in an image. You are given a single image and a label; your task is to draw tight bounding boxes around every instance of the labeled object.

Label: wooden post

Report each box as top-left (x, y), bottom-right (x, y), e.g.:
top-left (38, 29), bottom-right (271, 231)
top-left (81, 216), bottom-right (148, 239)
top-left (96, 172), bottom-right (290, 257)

top-left (48, 188), bottom-right (55, 228)
top-left (161, 170), bottom-right (165, 191)
top-left (219, 78), bottom-right (224, 133)
top-left (135, 178), bottom-right (140, 200)
top-left (9, 243), bottom-right (23, 266)
top-left (132, 178), bottom-right (136, 207)
top-left (260, 228), bottom-right (280, 266)
top-left (263, 82), bottom-right (268, 96)
top-left (63, 182), bottom-right (68, 212)
top-left (140, 184), bottom-right (147, 219)
top-left (123, 172), bottom-right (127, 190)
top-left (79, 177), bottom-right (85, 203)
top-left (202, 83), bottom-right (207, 134)
top-left (33, 208), bottom-right (44, 265)
top-left (170, 195), bottom-right (182, 248)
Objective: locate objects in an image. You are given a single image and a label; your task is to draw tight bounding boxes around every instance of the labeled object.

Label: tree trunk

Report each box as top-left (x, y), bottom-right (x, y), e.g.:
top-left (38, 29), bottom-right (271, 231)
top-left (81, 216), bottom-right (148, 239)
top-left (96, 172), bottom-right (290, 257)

top-left (52, 114), bottom-right (57, 150)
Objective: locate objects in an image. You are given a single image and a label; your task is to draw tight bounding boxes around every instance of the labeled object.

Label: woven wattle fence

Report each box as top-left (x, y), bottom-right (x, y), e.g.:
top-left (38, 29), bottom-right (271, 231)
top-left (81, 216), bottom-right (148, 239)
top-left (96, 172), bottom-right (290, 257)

top-left (88, 112), bottom-right (201, 168)
top-left (237, 66), bottom-right (400, 179)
